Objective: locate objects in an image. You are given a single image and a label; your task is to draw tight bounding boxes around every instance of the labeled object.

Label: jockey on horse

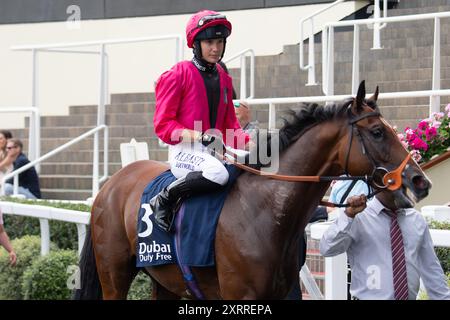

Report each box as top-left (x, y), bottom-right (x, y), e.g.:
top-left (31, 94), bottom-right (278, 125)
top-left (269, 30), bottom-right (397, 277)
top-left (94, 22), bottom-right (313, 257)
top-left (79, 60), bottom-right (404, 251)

top-left (150, 10), bottom-right (251, 232)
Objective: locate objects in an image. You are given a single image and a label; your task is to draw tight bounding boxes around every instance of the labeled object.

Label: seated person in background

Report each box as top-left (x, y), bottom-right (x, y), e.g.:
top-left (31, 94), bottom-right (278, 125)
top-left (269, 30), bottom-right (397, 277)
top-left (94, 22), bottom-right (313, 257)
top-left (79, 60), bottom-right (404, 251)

top-left (0, 130), bottom-right (13, 181)
top-left (3, 139), bottom-right (41, 199)
top-left (234, 100), bottom-right (258, 131)
top-left (320, 192), bottom-right (450, 300)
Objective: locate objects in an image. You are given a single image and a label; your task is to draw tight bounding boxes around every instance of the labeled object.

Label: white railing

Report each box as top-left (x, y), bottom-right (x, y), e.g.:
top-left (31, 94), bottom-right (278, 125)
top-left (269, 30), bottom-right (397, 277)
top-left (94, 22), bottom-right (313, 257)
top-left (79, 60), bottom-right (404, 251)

top-left (12, 34), bottom-right (183, 127)
top-left (300, 0), bottom-right (388, 86)
top-left (309, 206), bottom-right (450, 300)
top-left (9, 35), bottom-right (182, 197)
top-left (223, 48), bottom-right (255, 99)
top-left (245, 89), bottom-right (450, 129)
top-left (322, 11), bottom-right (450, 114)
top-left (1, 125), bottom-right (108, 199)
top-left (0, 200), bottom-right (90, 256)
top-left (299, 0), bottom-right (345, 86)
top-left (0, 107), bottom-right (40, 170)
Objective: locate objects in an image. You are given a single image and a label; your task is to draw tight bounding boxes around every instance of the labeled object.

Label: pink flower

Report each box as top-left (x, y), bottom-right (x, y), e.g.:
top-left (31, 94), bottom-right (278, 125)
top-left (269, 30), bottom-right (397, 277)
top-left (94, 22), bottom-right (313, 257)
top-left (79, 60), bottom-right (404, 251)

top-left (397, 133), bottom-right (405, 141)
top-left (445, 104), bottom-right (450, 113)
top-left (410, 150), bottom-right (422, 162)
top-left (410, 137), bottom-right (428, 151)
top-left (432, 112), bottom-right (445, 121)
top-left (432, 121), bottom-right (441, 129)
top-left (418, 121), bottom-right (428, 130)
top-left (425, 126), bottom-right (437, 140)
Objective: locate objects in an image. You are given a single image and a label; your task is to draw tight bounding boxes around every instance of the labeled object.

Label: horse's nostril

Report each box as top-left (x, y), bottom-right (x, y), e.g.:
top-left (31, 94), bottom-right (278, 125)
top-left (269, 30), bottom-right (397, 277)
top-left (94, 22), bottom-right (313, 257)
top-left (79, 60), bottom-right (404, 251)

top-left (412, 175), bottom-right (429, 190)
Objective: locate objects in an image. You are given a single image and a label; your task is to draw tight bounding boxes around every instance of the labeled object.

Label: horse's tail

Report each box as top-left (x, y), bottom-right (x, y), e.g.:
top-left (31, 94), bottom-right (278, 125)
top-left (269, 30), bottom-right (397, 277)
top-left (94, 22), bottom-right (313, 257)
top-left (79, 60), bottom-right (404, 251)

top-left (72, 227), bottom-right (103, 300)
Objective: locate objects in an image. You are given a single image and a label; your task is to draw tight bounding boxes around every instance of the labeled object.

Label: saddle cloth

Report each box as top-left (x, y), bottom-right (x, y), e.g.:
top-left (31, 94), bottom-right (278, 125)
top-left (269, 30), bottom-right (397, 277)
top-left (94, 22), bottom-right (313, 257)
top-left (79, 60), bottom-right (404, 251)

top-left (136, 164), bottom-right (240, 268)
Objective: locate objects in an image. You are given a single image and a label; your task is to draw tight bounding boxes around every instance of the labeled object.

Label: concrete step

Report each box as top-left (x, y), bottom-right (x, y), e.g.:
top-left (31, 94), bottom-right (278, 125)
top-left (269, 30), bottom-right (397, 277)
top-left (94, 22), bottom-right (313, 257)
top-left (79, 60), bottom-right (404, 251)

top-left (378, 105), bottom-right (429, 122)
top-left (26, 137), bottom-right (161, 152)
top-left (394, 0), bottom-right (450, 9)
top-left (40, 150), bottom-right (122, 163)
top-left (41, 188), bottom-right (93, 201)
top-left (39, 175), bottom-right (94, 190)
top-left (110, 92), bottom-right (155, 104)
top-left (21, 125), bottom-right (155, 139)
top-left (39, 162), bottom-right (122, 175)
top-left (69, 102), bottom-right (156, 115)
top-left (26, 113), bottom-right (153, 127)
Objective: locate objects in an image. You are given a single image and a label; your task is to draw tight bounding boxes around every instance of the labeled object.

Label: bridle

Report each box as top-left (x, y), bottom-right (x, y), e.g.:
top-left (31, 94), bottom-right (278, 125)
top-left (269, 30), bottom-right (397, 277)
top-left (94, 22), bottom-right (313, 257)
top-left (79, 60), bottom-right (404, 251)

top-left (222, 107), bottom-right (412, 208)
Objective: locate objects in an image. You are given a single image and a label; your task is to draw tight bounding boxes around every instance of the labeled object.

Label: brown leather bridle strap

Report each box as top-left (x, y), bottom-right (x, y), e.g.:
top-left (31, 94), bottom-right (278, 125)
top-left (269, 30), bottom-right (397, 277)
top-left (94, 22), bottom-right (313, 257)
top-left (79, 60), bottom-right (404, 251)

top-left (226, 158), bottom-right (321, 182)
top-left (223, 151), bottom-right (368, 183)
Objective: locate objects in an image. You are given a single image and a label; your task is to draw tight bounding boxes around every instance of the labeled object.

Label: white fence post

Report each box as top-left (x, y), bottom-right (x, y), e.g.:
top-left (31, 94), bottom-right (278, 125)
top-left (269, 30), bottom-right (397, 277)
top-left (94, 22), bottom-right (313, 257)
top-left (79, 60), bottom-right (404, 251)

top-left (430, 17), bottom-right (441, 114)
top-left (76, 223), bottom-right (87, 256)
top-left (324, 253), bottom-right (348, 300)
top-left (39, 218), bottom-right (50, 256)
top-left (351, 25), bottom-right (360, 95)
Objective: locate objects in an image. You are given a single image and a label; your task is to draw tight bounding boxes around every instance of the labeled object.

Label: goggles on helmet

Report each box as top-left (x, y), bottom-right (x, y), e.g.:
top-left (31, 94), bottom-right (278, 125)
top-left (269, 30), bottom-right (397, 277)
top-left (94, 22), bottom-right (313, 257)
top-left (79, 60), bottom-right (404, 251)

top-left (197, 14), bottom-right (227, 27)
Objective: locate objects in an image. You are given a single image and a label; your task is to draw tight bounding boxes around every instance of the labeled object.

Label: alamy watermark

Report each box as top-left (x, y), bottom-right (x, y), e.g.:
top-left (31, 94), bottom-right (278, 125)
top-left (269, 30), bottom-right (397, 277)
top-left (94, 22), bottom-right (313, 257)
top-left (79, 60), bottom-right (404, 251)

top-left (67, 265), bottom-right (81, 290)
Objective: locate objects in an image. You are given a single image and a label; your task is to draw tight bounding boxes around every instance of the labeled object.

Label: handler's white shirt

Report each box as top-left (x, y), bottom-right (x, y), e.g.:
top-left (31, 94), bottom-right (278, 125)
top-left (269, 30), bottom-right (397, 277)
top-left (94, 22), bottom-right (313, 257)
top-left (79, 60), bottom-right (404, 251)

top-left (320, 197), bottom-right (450, 300)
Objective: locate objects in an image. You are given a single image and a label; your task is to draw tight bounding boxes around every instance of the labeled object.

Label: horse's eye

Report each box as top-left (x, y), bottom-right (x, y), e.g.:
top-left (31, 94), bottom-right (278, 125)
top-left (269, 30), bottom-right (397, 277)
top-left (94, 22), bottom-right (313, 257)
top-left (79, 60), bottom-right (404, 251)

top-left (370, 128), bottom-right (384, 140)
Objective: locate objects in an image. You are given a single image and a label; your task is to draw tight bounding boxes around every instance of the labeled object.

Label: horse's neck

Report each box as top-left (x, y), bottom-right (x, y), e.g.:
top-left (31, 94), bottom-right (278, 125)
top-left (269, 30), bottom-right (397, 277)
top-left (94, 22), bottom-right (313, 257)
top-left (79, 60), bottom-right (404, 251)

top-left (261, 122), bottom-right (343, 238)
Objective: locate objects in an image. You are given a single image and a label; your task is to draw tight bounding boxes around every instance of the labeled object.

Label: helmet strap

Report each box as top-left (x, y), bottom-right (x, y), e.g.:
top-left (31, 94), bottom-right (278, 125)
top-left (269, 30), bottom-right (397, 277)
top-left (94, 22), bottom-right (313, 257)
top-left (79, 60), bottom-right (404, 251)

top-left (193, 40), bottom-right (202, 59)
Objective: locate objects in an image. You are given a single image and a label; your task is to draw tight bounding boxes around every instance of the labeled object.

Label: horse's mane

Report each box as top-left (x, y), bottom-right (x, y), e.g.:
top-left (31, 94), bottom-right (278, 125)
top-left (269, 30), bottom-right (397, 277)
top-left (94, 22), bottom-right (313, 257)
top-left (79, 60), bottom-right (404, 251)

top-left (278, 98), bottom-right (354, 151)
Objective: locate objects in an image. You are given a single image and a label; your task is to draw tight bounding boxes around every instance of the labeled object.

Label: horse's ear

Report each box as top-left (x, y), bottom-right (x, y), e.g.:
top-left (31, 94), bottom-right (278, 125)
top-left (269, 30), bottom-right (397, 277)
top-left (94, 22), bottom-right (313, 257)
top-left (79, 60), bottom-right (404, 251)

top-left (352, 80), bottom-right (366, 113)
top-left (369, 85), bottom-right (379, 102)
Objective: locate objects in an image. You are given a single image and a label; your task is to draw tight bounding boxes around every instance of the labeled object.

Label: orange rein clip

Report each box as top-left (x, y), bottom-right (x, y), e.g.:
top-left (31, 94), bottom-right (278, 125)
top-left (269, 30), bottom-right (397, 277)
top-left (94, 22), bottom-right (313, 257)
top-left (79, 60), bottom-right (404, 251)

top-left (382, 153), bottom-right (412, 191)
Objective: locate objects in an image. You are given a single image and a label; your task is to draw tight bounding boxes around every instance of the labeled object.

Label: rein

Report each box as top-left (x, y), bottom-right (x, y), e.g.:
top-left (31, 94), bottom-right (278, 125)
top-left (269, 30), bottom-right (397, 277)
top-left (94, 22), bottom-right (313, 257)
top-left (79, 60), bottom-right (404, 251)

top-left (221, 110), bottom-right (411, 208)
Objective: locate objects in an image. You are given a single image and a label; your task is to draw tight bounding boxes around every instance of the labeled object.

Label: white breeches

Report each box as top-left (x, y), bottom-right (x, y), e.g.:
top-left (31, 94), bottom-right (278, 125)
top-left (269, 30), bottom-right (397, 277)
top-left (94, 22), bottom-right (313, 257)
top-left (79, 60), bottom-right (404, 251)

top-left (168, 142), bottom-right (229, 186)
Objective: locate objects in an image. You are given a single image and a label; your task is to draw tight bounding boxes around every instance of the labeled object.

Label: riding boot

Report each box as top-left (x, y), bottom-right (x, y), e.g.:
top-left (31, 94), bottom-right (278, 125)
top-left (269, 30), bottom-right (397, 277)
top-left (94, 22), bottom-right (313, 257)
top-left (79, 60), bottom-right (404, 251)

top-left (150, 171), bottom-right (222, 232)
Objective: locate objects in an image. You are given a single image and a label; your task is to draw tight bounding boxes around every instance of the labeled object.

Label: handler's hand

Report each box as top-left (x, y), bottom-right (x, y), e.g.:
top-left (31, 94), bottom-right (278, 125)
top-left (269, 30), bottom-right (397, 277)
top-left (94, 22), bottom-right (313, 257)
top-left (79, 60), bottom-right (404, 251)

top-left (344, 194), bottom-right (367, 218)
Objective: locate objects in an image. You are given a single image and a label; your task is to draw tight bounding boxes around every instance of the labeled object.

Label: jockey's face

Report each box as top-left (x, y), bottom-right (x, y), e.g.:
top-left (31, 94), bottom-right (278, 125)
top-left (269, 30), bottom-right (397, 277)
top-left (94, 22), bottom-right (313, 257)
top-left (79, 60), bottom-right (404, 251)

top-left (200, 38), bottom-right (224, 64)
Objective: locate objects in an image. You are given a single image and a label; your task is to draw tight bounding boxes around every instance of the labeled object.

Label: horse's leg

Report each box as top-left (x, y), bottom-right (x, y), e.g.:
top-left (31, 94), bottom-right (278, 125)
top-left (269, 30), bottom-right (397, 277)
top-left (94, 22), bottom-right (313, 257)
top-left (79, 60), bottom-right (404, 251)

top-left (92, 203), bottom-right (139, 299)
top-left (150, 278), bottom-right (182, 300)
top-left (97, 257), bottom-right (139, 299)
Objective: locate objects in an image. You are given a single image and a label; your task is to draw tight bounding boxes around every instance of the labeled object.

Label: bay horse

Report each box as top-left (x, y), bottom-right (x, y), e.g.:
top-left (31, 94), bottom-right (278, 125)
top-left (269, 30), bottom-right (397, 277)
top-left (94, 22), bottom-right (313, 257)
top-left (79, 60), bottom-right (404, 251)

top-left (74, 81), bottom-right (431, 299)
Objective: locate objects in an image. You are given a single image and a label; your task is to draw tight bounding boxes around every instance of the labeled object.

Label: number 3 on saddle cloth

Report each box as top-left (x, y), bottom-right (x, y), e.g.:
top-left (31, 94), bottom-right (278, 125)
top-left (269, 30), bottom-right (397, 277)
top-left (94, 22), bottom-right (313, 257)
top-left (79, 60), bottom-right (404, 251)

top-left (136, 164), bottom-right (240, 268)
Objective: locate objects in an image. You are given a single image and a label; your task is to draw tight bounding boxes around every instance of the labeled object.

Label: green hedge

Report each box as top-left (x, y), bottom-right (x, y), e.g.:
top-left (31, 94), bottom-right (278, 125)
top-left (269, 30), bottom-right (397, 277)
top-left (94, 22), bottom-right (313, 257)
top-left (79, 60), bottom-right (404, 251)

top-left (127, 271), bottom-right (152, 300)
top-left (3, 215), bottom-right (79, 250)
top-left (1, 197), bottom-right (90, 250)
top-left (429, 220), bottom-right (450, 274)
top-left (0, 197), bottom-right (91, 212)
top-left (22, 249), bottom-right (78, 300)
top-left (0, 235), bottom-right (42, 299)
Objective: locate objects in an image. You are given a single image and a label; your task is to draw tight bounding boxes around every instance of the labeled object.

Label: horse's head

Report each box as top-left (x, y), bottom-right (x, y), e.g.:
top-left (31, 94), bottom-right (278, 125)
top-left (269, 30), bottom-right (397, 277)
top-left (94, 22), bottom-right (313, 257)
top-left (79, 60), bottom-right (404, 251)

top-left (339, 81), bottom-right (431, 208)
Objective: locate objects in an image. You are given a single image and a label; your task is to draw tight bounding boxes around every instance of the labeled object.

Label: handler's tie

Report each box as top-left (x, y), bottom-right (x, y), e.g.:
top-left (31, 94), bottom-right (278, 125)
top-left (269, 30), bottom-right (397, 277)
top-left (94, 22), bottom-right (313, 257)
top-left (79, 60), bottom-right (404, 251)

top-left (384, 209), bottom-right (409, 300)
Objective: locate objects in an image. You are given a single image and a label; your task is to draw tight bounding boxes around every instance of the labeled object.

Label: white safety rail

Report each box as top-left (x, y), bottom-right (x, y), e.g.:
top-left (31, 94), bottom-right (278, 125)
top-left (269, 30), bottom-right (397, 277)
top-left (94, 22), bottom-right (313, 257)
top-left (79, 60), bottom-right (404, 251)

top-left (300, 0), bottom-right (387, 86)
top-left (8, 35), bottom-right (183, 198)
top-left (309, 206), bottom-right (450, 300)
top-left (223, 48), bottom-right (255, 99)
top-left (321, 11), bottom-right (450, 114)
top-left (0, 200), bottom-right (90, 256)
top-left (1, 125), bottom-right (108, 199)
top-left (245, 89), bottom-right (450, 130)
top-left (0, 107), bottom-right (40, 170)
top-left (11, 34), bottom-right (184, 127)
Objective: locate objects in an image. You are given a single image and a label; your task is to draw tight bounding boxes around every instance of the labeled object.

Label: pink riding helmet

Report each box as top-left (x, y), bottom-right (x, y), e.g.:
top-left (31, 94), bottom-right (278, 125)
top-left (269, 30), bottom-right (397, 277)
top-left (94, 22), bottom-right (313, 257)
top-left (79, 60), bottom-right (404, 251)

top-left (186, 10), bottom-right (232, 48)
